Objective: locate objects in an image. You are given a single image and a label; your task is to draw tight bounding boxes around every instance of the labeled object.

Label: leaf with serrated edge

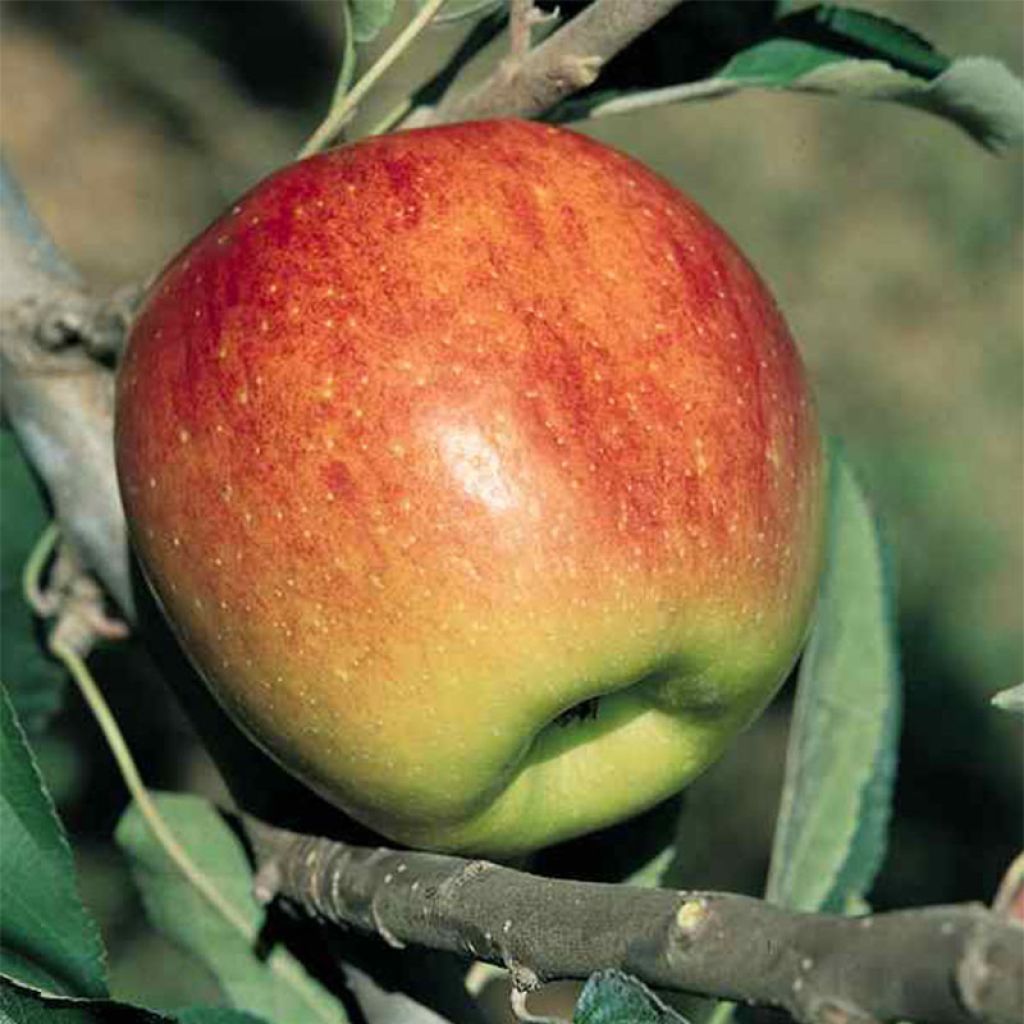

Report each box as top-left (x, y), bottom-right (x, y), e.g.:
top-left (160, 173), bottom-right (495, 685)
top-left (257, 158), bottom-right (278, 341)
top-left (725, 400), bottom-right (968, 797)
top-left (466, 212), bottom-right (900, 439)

top-left (0, 974), bottom-right (269, 1023)
top-left (0, 684), bottom-right (107, 997)
top-left (115, 793), bottom-right (347, 1024)
top-left (766, 449), bottom-right (901, 913)
top-left (574, 971), bottom-right (691, 1024)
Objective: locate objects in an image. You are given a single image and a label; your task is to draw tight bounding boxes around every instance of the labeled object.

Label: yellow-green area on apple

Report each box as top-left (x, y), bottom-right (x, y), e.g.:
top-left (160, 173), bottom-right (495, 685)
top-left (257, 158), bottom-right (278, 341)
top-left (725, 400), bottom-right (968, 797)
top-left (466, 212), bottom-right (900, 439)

top-left (115, 120), bottom-right (825, 857)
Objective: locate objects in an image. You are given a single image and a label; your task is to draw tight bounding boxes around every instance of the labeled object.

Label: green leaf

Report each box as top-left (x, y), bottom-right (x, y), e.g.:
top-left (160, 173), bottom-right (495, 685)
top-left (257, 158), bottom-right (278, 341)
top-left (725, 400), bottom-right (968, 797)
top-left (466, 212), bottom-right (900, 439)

top-left (0, 684), bottom-right (107, 998)
top-left (115, 794), bottom-right (348, 1024)
top-left (726, 47), bottom-right (1022, 151)
top-left (784, 4), bottom-right (949, 79)
top-left (574, 971), bottom-right (690, 1024)
top-left (175, 1008), bottom-right (270, 1024)
top-left (0, 430), bottom-right (66, 735)
top-left (720, 37), bottom-right (847, 83)
top-left (0, 975), bottom-right (268, 1024)
top-left (546, 3), bottom-right (1023, 152)
top-left (992, 683), bottom-right (1024, 715)
top-left (351, 0), bottom-right (396, 43)
top-left (765, 448), bottom-right (902, 914)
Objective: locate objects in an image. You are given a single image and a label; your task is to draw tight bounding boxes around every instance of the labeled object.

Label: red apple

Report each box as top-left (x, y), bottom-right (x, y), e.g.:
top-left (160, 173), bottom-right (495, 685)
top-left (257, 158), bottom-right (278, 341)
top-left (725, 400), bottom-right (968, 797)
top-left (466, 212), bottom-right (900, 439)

top-left (115, 119), bottom-right (825, 857)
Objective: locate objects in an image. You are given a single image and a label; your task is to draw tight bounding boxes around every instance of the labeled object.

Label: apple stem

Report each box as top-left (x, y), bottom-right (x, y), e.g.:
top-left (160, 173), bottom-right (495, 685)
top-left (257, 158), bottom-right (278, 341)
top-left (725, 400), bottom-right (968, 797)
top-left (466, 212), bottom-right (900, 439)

top-left (298, 0), bottom-right (449, 159)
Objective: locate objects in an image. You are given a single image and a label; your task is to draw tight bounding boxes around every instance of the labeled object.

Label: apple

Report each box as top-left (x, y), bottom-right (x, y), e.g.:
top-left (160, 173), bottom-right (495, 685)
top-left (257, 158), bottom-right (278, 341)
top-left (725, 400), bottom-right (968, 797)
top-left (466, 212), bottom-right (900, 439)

top-left (115, 119), bottom-right (825, 857)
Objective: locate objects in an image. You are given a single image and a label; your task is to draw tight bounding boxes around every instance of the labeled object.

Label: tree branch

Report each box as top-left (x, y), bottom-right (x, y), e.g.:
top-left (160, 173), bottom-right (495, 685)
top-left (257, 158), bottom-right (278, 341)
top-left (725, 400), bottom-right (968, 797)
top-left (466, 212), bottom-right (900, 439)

top-left (2, 22), bottom-right (1022, 1024)
top-left (247, 819), bottom-right (1022, 1024)
top-left (0, 161), bottom-right (134, 619)
top-left (426, 0), bottom-right (685, 125)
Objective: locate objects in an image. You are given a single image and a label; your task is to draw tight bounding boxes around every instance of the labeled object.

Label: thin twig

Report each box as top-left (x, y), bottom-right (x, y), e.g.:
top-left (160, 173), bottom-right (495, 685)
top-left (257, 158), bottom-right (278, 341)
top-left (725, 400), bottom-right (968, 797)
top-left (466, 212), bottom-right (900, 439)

top-left (506, 0), bottom-right (534, 70)
top-left (427, 0), bottom-right (685, 124)
top-left (1, 163), bottom-right (134, 617)
top-left (299, 0), bottom-right (449, 158)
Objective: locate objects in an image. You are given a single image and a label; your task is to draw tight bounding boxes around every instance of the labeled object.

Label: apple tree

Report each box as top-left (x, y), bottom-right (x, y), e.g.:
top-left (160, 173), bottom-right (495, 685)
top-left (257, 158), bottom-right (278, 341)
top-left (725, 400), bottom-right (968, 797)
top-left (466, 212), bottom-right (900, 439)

top-left (1, 3), bottom-right (1021, 1023)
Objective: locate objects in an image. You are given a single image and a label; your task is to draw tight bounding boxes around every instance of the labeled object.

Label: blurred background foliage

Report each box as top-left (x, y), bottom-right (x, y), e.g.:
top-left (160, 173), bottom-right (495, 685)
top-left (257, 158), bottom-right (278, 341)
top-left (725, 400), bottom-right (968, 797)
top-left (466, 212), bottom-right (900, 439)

top-left (1, 0), bottom-right (1021, 1012)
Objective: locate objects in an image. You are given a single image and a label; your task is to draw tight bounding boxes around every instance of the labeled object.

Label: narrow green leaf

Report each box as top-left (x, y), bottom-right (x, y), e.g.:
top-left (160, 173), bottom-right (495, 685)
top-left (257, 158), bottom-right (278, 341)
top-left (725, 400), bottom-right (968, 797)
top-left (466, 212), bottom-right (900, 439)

top-left (992, 683), bottom-right (1024, 715)
top-left (547, 4), bottom-right (1022, 152)
top-left (785, 4), bottom-right (949, 79)
top-left (0, 975), bottom-right (267, 1024)
top-left (765, 449), bottom-right (902, 913)
top-left (0, 430), bottom-right (66, 735)
top-left (115, 794), bottom-right (348, 1024)
top-left (0, 684), bottom-right (107, 998)
top-left (351, 0), bottom-right (396, 44)
top-left (574, 971), bottom-right (690, 1024)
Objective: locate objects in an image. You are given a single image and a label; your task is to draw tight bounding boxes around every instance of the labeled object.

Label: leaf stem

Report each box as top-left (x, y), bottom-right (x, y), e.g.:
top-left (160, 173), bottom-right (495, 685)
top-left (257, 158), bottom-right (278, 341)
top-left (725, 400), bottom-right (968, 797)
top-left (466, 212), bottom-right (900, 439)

top-left (21, 520), bottom-right (59, 613)
top-left (299, 0), bottom-right (448, 158)
top-left (51, 637), bottom-right (253, 934)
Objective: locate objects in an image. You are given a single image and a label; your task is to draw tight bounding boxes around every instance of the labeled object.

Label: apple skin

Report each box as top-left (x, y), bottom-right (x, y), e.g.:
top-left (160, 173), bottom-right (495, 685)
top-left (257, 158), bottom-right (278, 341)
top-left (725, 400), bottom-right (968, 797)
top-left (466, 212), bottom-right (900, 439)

top-left (115, 119), bottom-right (825, 857)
